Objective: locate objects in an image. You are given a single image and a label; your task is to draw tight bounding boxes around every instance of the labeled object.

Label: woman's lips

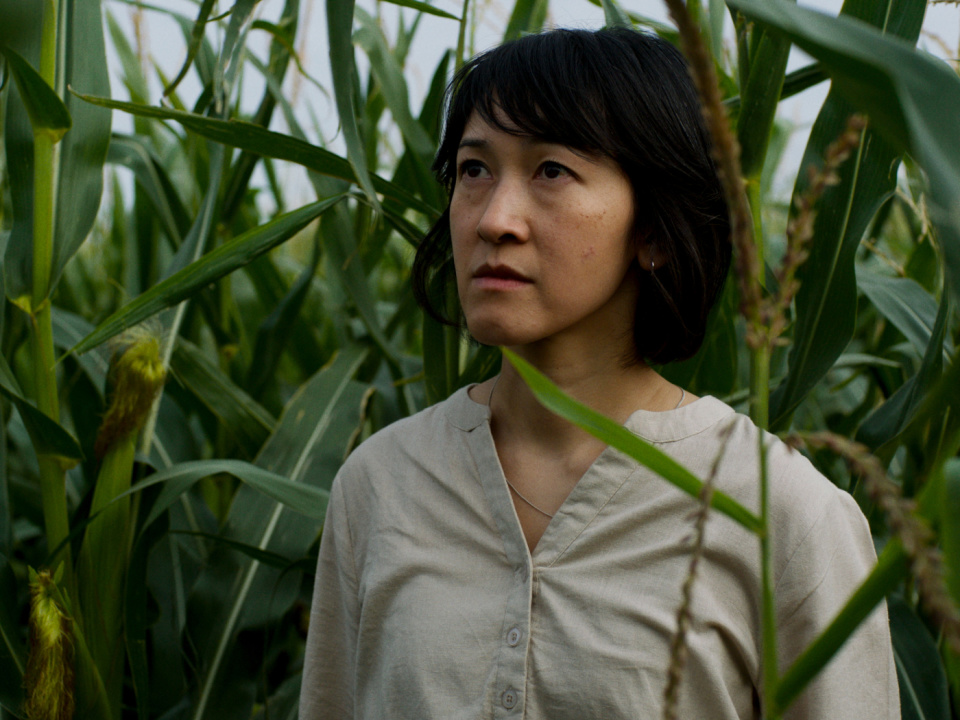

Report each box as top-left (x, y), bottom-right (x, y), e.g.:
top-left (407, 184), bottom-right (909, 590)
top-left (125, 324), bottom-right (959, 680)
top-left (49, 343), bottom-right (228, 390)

top-left (472, 264), bottom-right (533, 290)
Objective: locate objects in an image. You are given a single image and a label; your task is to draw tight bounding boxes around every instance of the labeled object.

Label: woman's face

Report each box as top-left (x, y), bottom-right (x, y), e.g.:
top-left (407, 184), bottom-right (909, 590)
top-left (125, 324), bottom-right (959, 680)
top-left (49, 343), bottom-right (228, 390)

top-left (450, 112), bottom-right (641, 354)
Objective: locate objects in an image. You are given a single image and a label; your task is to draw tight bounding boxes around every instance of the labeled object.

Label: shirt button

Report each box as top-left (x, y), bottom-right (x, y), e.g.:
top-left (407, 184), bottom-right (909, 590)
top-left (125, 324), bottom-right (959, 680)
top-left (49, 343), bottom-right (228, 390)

top-left (501, 688), bottom-right (518, 709)
top-left (507, 627), bottom-right (522, 646)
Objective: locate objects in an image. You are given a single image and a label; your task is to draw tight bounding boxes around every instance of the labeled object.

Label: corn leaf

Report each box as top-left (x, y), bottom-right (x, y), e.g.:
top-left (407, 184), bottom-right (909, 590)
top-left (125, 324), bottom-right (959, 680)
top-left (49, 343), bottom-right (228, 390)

top-left (0, 46), bottom-right (71, 140)
top-left (246, 235), bottom-right (321, 400)
top-left (326, 0), bottom-right (380, 212)
top-left (380, 0), bottom-right (459, 20)
top-left (857, 272), bottom-right (952, 362)
top-left (600, 0), bottom-right (631, 28)
top-left (171, 340), bottom-right (277, 452)
top-left (354, 7), bottom-right (434, 158)
top-left (855, 287), bottom-right (948, 452)
top-left (0, 353), bottom-right (82, 460)
top-left (135, 460), bottom-right (330, 529)
top-left (753, 0), bottom-right (928, 429)
top-left (2, 0), bottom-right (111, 303)
top-left (106, 134), bottom-right (191, 247)
top-left (888, 597), bottom-right (951, 720)
top-left (73, 92), bottom-right (438, 217)
top-left (729, 0), bottom-right (960, 301)
top-left (736, 20), bottom-right (790, 180)
top-left (0, 552), bottom-right (25, 714)
top-left (941, 459), bottom-right (960, 606)
top-left (187, 347), bottom-right (369, 720)
top-left (70, 195), bottom-right (345, 355)
top-left (503, 0), bottom-right (549, 41)
top-left (503, 349), bottom-right (762, 533)
top-left (165, 0), bottom-right (217, 97)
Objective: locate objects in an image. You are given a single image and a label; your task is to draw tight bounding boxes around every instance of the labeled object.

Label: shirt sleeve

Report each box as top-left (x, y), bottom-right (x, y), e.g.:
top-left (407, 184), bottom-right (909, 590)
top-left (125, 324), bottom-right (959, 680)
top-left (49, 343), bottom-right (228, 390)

top-left (299, 475), bottom-right (360, 720)
top-left (774, 488), bottom-right (899, 720)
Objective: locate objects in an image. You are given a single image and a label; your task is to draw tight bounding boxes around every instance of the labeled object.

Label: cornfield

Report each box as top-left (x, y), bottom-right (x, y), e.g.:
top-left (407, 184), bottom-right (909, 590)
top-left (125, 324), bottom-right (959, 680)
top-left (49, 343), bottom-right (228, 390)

top-left (0, 0), bottom-right (959, 718)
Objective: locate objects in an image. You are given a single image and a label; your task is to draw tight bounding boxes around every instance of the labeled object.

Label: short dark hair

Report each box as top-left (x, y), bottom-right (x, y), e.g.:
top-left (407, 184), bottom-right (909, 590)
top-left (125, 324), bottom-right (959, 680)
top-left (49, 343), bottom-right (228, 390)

top-left (411, 26), bottom-right (731, 364)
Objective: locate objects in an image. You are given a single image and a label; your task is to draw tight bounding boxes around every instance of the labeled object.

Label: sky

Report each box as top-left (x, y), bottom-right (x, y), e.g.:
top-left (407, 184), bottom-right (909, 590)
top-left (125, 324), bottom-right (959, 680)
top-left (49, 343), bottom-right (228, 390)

top-left (108, 0), bottom-right (960, 204)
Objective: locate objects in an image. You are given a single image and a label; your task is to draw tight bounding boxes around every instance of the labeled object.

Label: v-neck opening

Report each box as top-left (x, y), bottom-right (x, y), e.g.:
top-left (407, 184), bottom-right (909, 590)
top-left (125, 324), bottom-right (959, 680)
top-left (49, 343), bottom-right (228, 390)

top-left (454, 385), bottom-right (736, 567)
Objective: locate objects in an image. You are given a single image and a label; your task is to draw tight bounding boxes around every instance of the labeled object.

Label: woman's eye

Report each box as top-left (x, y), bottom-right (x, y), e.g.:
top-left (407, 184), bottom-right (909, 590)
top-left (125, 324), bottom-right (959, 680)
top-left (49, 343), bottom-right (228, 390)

top-left (459, 160), bottom-right (488, 179)
top-left (539, 161), bottom-right (571, 180)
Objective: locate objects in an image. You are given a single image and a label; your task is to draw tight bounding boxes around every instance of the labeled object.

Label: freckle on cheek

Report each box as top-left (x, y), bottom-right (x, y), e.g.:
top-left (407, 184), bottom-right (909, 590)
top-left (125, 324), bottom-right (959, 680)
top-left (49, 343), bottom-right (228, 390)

top-left (582, 246), bottom-right (596, 259)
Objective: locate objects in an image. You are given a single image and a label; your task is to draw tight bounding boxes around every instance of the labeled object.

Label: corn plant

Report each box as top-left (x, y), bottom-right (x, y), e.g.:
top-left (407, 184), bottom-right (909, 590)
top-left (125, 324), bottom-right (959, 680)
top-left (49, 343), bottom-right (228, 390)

top-left (0, 0), bottom-right (957, 718)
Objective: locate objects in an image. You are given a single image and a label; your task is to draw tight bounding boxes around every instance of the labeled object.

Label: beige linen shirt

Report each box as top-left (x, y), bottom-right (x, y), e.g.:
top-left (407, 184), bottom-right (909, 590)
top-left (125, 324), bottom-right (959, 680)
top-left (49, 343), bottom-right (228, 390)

top-left (299, 387), bottom-right (898, 719)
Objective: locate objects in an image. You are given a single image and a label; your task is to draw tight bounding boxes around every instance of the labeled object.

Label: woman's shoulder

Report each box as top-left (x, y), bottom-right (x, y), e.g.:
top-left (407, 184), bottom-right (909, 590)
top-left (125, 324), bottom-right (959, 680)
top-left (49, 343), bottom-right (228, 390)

top-left (680, 398), bottom-right (872, 578)
top-left (337, 384), bottom-right (486, 477)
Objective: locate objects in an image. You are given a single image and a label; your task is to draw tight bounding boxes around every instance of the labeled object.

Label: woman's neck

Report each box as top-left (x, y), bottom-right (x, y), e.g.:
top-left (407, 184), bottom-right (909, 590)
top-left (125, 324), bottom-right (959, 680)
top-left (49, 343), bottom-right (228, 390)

top-left (475, 342), bottom-right (682, 456)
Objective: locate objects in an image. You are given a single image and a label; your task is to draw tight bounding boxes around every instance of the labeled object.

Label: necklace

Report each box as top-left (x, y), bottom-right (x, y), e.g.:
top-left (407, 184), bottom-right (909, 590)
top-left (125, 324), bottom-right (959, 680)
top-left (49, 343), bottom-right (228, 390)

top-left (504, 477), bottom-right (556, 519)
top-left (489, 377), bottom-right (686, 517)
top-left (489, 374), bottom-right (556, 520)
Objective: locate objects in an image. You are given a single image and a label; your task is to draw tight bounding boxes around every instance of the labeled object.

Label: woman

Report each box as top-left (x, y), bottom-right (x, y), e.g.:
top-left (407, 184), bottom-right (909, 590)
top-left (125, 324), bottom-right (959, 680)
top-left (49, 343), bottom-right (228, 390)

top-left (299, 27), bottom-right (898, 719)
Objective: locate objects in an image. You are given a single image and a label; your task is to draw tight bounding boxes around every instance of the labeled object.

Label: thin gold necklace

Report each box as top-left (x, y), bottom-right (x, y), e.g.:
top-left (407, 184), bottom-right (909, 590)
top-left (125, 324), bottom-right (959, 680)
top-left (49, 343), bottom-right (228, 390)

top-left (489, 374), bottom-right (556, 520)
top-left (489, 378), bottom-right (686, 519)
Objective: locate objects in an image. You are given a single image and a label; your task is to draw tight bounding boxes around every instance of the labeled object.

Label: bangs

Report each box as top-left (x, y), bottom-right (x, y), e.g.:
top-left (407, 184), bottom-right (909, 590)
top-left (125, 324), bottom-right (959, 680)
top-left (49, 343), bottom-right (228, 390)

top-left (434, 31), bottom-right (619, 187)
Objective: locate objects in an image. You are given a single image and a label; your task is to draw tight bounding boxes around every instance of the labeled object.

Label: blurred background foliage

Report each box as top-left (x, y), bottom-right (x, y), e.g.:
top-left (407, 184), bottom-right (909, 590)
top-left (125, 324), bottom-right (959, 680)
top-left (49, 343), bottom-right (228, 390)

top-left (0, 0), bottom-right (958, 718)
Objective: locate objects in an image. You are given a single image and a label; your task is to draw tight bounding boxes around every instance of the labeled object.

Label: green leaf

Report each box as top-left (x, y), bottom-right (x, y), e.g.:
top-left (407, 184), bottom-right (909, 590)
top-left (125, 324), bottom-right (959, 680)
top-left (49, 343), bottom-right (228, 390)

top-left (165, 0), bottom-right (217, 97)
top-left (188, 346), bottom-right (369, 720)
top-left (354, 7), bottom-right (434, 158)
top-left (857, 272), bottom-right (951, 361)
top-left (0, 46), bottom-right (71, 140)
top-left (773, 540), bottom-right (911, 714)
top-left (246, 236), bottom-right (321, 400)
top-left (106, 134), bottom-right (191, 246)
top-left (215, 0), bottom-right (259, 111)
top-left (124, 512), bottom-right (168, 720)
top-left (855, 273), bottom-right (951, 451)
top-left (502, 349), bottom-right (762, 532)
top-left (941, 459), bottom-right (960, 606)
top-left (170, 530), bottom-right (315, 572)
top-left (0, 352), bottom-right (82, 460)
top-left (70, 195), bottom-right (345, 355)
top-left (503, 0), bottom-right (549, 41)
top-left (72, 92), bottom-right (438, 217)
top-left (170, 339), bottom-right (276, 452)
top-left (379, 0), bottom-right (459, 20)
top-left (2, 0), bottom-right (111, 303)
top-left (736, 22), bottom-right (790, 180)
top-left (600, 0), bottom-right (631, 28)
top-left (136, 460), bottom-right (330, 530)
top-left (726, 0), bottom-right (960, 312)
top-left (889, 596), bottom-right (951, 720)
top-left (326, 0), bottom-right (381, 212)
top-left (760, 0), bottom-right (928, 429)
top-left (0, 552), bottom-right (25, 715)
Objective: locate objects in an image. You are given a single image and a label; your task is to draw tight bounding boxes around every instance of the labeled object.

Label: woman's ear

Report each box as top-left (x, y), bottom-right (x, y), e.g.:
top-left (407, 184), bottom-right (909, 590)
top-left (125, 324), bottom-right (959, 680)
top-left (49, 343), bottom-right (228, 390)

top-left (636, 239), bottom-right (668, 272)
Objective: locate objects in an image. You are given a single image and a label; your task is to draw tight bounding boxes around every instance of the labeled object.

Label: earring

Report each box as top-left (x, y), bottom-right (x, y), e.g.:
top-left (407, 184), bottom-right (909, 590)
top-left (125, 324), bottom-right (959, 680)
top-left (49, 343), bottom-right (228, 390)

top-left (650, 259), bottom-right (655, 271)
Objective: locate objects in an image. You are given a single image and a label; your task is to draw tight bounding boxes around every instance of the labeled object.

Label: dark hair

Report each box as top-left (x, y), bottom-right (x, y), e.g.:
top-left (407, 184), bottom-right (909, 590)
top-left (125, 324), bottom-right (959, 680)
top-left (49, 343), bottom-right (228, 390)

top-left (411, 26), bottom-right (731, 364)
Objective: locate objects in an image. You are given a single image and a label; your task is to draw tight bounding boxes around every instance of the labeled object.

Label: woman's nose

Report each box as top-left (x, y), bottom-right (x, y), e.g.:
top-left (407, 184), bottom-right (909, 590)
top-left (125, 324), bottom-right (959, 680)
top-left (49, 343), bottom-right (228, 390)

top-left (476, 180), bottom-right (529, 244)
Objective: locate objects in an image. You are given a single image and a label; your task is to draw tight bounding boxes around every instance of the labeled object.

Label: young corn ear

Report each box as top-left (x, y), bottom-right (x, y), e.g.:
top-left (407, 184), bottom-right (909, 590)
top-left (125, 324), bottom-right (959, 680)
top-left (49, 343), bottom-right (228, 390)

top-left (94, 333), bottom-right (167, 458)
top-left (77, 331), bottom-right (166, 717)
top-left (23, 568), bottom-right (75, 720)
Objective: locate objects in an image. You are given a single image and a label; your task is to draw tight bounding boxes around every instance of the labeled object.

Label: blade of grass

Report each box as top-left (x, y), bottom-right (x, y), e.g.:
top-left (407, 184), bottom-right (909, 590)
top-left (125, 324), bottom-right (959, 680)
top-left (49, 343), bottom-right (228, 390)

top-left (503, 349), bottom-right (761, 533)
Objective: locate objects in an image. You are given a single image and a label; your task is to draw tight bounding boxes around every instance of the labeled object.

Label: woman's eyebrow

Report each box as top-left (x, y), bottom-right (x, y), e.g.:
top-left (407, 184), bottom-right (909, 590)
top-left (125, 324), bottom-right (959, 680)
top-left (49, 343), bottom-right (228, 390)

top-left (458, 137), bottom-right (487, 150)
